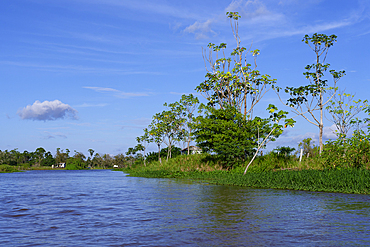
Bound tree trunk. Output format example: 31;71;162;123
143;148;146;167
319;95;323;154
319;123;323;154
157;143;161;163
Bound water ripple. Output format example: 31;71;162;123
1;170;370;246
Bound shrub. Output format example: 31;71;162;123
65;157;86;170
321;130;370;169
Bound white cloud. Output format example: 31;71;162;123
225;0;283;23
84;86;150;98
17;100;78;121
184;20;215;39
323;124;338;140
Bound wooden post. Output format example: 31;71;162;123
299;149;303;163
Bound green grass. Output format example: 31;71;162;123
121;154;370;194
123;168;370;194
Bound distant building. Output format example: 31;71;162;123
53;163;65;168
181;146;202;155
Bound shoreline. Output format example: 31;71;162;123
122;168;370;195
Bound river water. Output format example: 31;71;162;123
1;170;370;246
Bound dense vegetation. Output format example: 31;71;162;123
120;134;370;194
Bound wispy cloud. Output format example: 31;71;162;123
42;131;68;139
184;20;216;39
67;122;91;127
84;86;150;98
78;0;201;20
17;100;78;121
182;0;362;41
323;124;338;140
0;61;163;75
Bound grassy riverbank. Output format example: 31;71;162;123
121;154;370;194
0;164;23;173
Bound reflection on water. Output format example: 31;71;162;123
0;170;369;246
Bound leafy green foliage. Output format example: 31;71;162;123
65;157;86;170
321;130;370;169
149;106;184;160
193;105;282;168
0;164;21;173
297;138;319;157
272;146;296;156
41;152;56;166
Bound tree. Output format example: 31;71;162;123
279;33;345;153
148;116;164;163
87;148;95;168
134;144;145;164
196;12;277;119
113;153;126;168
34;147;46;166
66;157;85;170
88;149;94;159
297;138;318;158
145;147;182;163
102;154;113;168
177;94;200;155
73;151;86;161
243;104;295;174
193;12;291;171
41;151;55;166
325;90;368;136
125;147;136;167
136;129;151;166
55;148;68;164
193;104;288;169
273;146;296;156
92;153;102;168
149;107;184;161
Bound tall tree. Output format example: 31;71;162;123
196;12;277;120
177;94;200;155
194;12;290;172
35;147;46;166
148;118;164;163
278;33;345;153
149;107;184;161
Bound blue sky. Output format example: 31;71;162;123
1;0;370;156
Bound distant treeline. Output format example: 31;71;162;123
0;146;185;170
0;147;137;169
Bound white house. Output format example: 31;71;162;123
181;146;202;155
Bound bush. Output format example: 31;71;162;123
65;157;86;170
0;165;20;173
321;130;370;169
